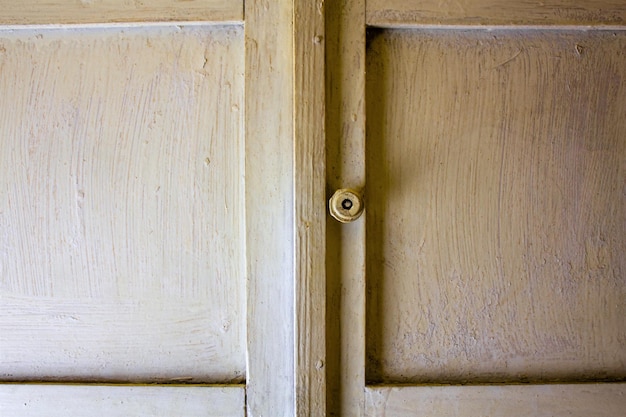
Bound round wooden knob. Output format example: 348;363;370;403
329;189;363;223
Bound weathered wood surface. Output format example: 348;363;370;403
244;0;296;414
367;0;626;27
366;29;626;384
0;384;245;417
0;26;245;382
294;0;327;415
0;0;242;25
365;384;626;416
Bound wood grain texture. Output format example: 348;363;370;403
0;0;242;25
244;0;295;415
366;29;626;384
365;384;626;416
325;0;367;415
293;0;326;415
367;0;626;27
0;26;245;382
0;384;244;416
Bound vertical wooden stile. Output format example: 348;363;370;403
245;1;296;415
293;0;327;416
325;0;367;415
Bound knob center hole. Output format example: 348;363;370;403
341;198;353;210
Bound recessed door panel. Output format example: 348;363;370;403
0;25;245;383
366;29;626;384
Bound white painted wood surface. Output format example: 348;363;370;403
244;0;296;415
0;26;246;383
0;0;242;25
365;29;626;384
367;0;626;27
293;0;326;415
365;384;626;416
0;384;244;416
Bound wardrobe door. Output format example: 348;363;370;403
326;1;626;415
0;3;248;415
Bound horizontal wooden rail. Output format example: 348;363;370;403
367;0;626;28
366;383;626;416
0;384;245;416
0;0;242;25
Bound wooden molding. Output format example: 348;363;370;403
367;0;626;27
0;0;242;25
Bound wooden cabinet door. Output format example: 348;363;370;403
326;1;626;415
0;2;299;415
3;2;626;416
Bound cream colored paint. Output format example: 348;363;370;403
244;0;297;414
1;384;244;417
293;0;327;415
365;384;626;416
0;26;245;383
325;0;367;415
367;0;626;27
365;29;626;384
2;1;626;415
0;0;242;25
326;1;626;415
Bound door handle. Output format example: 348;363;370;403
329;188;364;223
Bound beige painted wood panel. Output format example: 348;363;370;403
366;29;626;384
367;0;626;27
365;384;626;416
0;384;244;416
0;0;242;25
0;26;245;383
